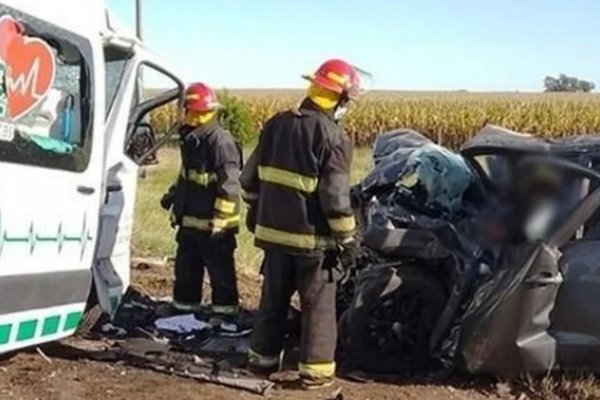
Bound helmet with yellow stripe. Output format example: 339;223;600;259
302;59;363;100
184;83;221;113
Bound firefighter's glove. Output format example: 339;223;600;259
160;188;175;211
210;220;226;240
169;212;177;229
337;237;359;270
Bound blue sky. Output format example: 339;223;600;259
106;0;598;91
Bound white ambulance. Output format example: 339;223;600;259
0;0;183;352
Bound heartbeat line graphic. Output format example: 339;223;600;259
0;212;94;259
6;58;47;99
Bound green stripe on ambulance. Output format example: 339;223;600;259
0;311;82;346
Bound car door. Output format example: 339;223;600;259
93;40;183;317
550;154;600;371
0;6;104;352
459;154;600;374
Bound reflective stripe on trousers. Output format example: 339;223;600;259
255;225;336;250
328;215;356;235
212;304;239;315
172;300;203;312
299;361;336;379
258;166;318;193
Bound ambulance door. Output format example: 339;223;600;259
94;43;183;316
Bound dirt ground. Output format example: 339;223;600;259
0;262;598;400
0;349;505;400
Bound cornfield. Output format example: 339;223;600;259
150;90;600;149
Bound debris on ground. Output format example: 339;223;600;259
153;314;212;334
81;290;276;395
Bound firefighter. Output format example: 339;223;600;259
241;59;363;389
160;82;242;322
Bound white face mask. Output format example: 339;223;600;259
333;106;348;121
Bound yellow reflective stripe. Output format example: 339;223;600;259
181;215;240;231
188;170;218;186
326;71;350;86
255;225;335;250
298;362;336;379
212;305;239;315
328;216;356;233
258;166;318;193
247;348;280;368
213;215;240;229
242;190;258;202
215;197;236;214
181;169;218;187
172;300;203;312
182;216;212;231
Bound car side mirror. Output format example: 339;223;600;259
127;122;159;165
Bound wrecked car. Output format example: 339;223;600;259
338;125;600;376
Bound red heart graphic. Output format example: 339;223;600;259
0;16;22;61
5;30;56;121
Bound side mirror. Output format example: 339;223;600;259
126;122;159;165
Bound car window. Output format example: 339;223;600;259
580;157;600;239
0;7;94;172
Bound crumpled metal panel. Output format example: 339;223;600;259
458;243;562;375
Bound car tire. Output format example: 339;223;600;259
338;266;446;374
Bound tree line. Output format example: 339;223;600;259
544;74;595;93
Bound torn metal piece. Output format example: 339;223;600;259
117;338;273;395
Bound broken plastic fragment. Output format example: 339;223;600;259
154;314;212;334
25;133;73;154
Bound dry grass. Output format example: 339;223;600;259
495;373;600;400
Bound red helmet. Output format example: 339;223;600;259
302;59;362;98
184;83;221;112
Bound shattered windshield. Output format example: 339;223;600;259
473;154;510;188
104;46;133;119
0;7;93;172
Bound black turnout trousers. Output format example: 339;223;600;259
250;250;337;367
173;228;239;309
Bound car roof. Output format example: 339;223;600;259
461;125;600;158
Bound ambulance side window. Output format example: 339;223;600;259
0;7;94;172
125;64;182;164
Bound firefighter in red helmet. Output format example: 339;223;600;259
241;59;364;389
161;82;242;322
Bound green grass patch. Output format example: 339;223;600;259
133;146;373;272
